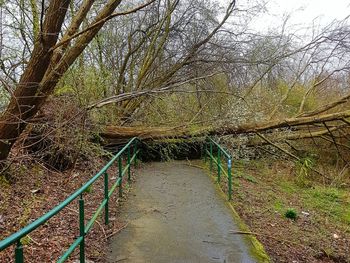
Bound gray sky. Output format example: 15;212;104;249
221;0;350;33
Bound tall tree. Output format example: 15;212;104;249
0;0;236;162
0;0;155;161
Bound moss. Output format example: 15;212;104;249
84;184;93;193
202;161;271;263
55;84;75;96
0;175;10;187
19;198;34;227
225;197;271;263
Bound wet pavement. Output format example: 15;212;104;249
106;161;257;263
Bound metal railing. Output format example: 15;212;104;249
205;137;232;200
0;137;140;263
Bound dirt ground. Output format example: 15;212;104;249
0;156;132;262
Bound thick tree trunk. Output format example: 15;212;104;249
218;110;350;135
0;0;70;160
0;0;124;161
101;110;350;144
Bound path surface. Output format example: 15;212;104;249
106;161;256;263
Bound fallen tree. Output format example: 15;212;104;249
0;0;236;163
101;110;350;144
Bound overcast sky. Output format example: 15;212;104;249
222;0;350;33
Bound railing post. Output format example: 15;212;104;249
217;148;221;183
228;158;232;201
204;141;207;162
15;240;24;263
118;156;123;198
79;195;85;263
209;141;213;172
104;172;109;225
134;140;138;166
127;146;131;183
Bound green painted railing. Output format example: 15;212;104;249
0;137;140;263
205;137;233;200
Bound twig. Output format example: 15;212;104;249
185;159;206;170
96;219;107;240
256;132;299;160
116;258;128;262
320;135;350;150
27;235;41;246
256;132;328;179
105;223;129;240
0;159;14;175
323;122;347;163
51;0;156;52
202;240;224;244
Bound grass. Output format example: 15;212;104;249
230;158;350;261
236;171;259;184
303;186;350;225
272;199;285;213
243;158;350;222
276;176;350;223
279;181;297;194
272;173;350;225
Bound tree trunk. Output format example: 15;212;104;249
0;0;70;160
0;0;125;161
101;110;350;144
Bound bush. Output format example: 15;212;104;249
285;208;298;220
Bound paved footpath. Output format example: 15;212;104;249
106;161;257;263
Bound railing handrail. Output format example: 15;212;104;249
207;137;231;159
0;137;140;256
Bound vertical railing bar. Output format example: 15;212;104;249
209;141;213;172
228;158;232;201
15;240;23;263
104;172;109;225
217;148;221;183
127;146;131;183
79;195;85;263
134;140;138;166
118;156;122;198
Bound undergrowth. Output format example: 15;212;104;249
231;157;350;262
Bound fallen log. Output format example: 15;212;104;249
101;110;350;144
219;110;350;135
244;125;346;147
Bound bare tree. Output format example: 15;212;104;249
0;0;158;162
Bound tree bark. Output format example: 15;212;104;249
0;0;128;161
218;110;350;135
0;0;70;160
101;110;350;143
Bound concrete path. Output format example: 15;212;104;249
106;161;256;263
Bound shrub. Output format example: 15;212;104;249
285;208;298;220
